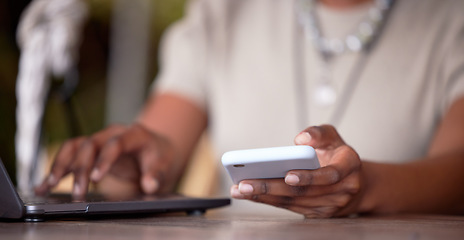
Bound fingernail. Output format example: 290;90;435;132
142;176;159;194
73;182;82;197
285;174;300;185
48;174;57;186
295;132;312;145
231;185;244;198
90;168;100;182
238;183;254;194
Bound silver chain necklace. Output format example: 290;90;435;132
295;0;394;106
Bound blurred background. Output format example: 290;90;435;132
0;0;187;185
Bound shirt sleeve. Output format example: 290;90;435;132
151;0;209;110
439;1;464;115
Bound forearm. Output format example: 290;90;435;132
359;150;464;215
136;92;208;181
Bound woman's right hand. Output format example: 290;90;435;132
35;123;179;199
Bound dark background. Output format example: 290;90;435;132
0;0;186;184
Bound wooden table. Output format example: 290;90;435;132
1;208;464;240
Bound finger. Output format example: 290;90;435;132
236;176;358;197
35;137;86;195
49;137;86;184
230;184;246;199
70;138;101;198
294;125;345;149
95;124;163;194
139;148;163;194
285;167;342;186
70;125;128;198
241;192;351;216
86;124;128;182
137;133;176;194
288;145;360;186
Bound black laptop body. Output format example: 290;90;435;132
0;158;230;221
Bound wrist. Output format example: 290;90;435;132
335;161;375;217
356;161;378;214
355;161;406;214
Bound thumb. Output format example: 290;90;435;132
294;125;345;149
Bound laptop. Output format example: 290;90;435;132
0;158;230;221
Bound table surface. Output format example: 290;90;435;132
1;207;464;240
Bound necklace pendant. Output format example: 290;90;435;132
313;57;336;106
313;83;337;106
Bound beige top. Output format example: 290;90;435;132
154;0;464;214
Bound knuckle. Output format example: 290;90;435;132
70;163;91;175
130;123;143;133
291;186;309;196
141;148;162;161
298;172;313;185
51;161;69;174
346;178;361;195
251;195;260;201
259;182;270;194
81;138;96;150
108;123;127;131
341;172;361;194
316;124;334;138
130;123;149;137
276;196;295;209
321;124;336;132
57;139;80;155
61;139;76;148
105;136;123;150
335;194;351;208
78;140;98;161
327;167;341;184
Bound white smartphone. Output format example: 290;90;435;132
221;145;320;184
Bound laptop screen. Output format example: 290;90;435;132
0;158;25;219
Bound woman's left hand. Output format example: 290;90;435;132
230;125;364;218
